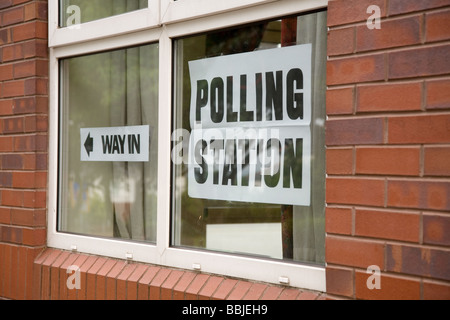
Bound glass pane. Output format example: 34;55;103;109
58;43;159;242
172;11;327;264
59;0;148;27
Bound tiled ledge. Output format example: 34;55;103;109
32;248;326;300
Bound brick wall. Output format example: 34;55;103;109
0;0;48;300
326;0;450;299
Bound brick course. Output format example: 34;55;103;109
326;0;450;300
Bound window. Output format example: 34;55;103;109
172;12;327;265
58;44;159;242
48;0;328;291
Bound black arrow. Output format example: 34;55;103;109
84;133;93;156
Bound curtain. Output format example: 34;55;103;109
108;1;158;242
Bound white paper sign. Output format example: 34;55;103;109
80;125;150;162
187;44;312;206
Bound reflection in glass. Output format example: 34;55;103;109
58;43;159;242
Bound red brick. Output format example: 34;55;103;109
149;268;171;300
11;208;45;227
85;257;108;300
0;64;13;81
0;136;14;152
297;291;320;300
22;227;46;246
389;44;450;79
326;117;385;146
0;0;13;10
327;87;354;115
388;114;450;144
126;264;149;300
326;236;384;269
1;43;24;62
355;209;420;242
24;2;48;21
327;54;385;85
242;283;268;300
355;147;420;176
0;172;13;188
0;99;14;115
423;280;450;300
12;21;47;41
424;146;450;176
105;260;126;300
326;177;385;207
326;207;352;235
357;15;422;52
328;0;386;27
212;278;237;300
423;214;450;246
1;225;23;244
198;275;222;300
116;263;137;300
355;271;421;300
95;259;117;300
137;266;159;300
327;27;354;56
185;273;209;300
40;249;62;300
326;266;354;298
259;286;283;300
277;287;300;300
22;39;47;58
25;78;48;95
49;251;71;300
3;116;24;133
1;189;23;207
357;82;422;113
173;271;196;300
13;60;47;79
426;79;450;110
426;9;450;42
387;180;450;211
2;6;24;26
226;281;252;300
0;207;11;224
2;80;25;97
389;0;450;16
2;153;23;169
386;244;450;281
160;269;184;300
327;148;353;175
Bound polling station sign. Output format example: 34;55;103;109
187;44;312;206
80;125;150;162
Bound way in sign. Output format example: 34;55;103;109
80;125;150;162
102;134;140;155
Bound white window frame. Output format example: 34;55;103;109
47;0;328;292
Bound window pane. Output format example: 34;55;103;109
59;0;148;27
58;43;159;242
172;11;327;264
